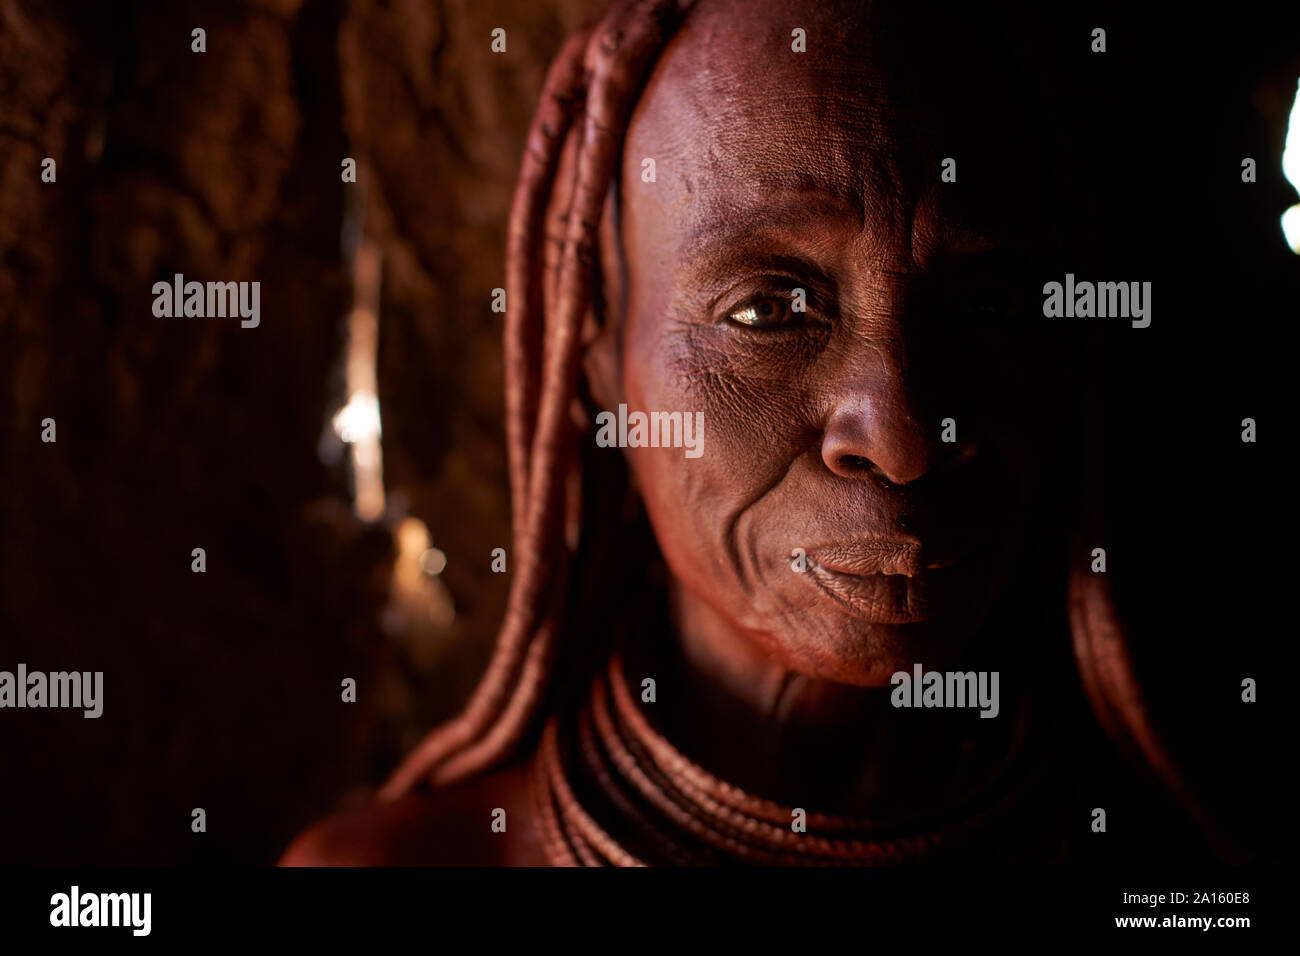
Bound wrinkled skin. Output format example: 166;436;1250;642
581;0;1049;806
284;0;1055;862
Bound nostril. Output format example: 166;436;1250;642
834;453;890;481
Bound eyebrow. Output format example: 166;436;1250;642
676;188;1002;278
678;190;866;267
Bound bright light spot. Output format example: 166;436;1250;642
387;519;456;638
332;390;382;443
1282;77;1300;254
419;547;447;576
397;517;430;558
1284;78;1300;189
1283;205;1300;254
338;239;386;522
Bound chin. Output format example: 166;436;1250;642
765;609;989;689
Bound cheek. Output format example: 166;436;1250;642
618;311;813;596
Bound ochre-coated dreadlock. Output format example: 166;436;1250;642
380;0;696;800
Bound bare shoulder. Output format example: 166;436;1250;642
279;762;550;866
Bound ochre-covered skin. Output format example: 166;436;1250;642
282;767;548;866
283;0;1206;866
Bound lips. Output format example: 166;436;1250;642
811;538;961;577
804;538;971;624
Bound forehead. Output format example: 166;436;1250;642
620;0;995;265
626;3;911;182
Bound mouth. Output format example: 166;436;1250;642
804;538;970;624
811;539;960;577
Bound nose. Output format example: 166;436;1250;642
819;357;975;486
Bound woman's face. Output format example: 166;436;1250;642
594;0;1044;686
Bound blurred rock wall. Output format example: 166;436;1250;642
0;0;605;864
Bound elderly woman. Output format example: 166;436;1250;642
284;0;1229;866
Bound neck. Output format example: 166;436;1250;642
634;576;1035;820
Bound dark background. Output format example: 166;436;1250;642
1;0;1296;864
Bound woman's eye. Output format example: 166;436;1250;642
727;294;794;329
